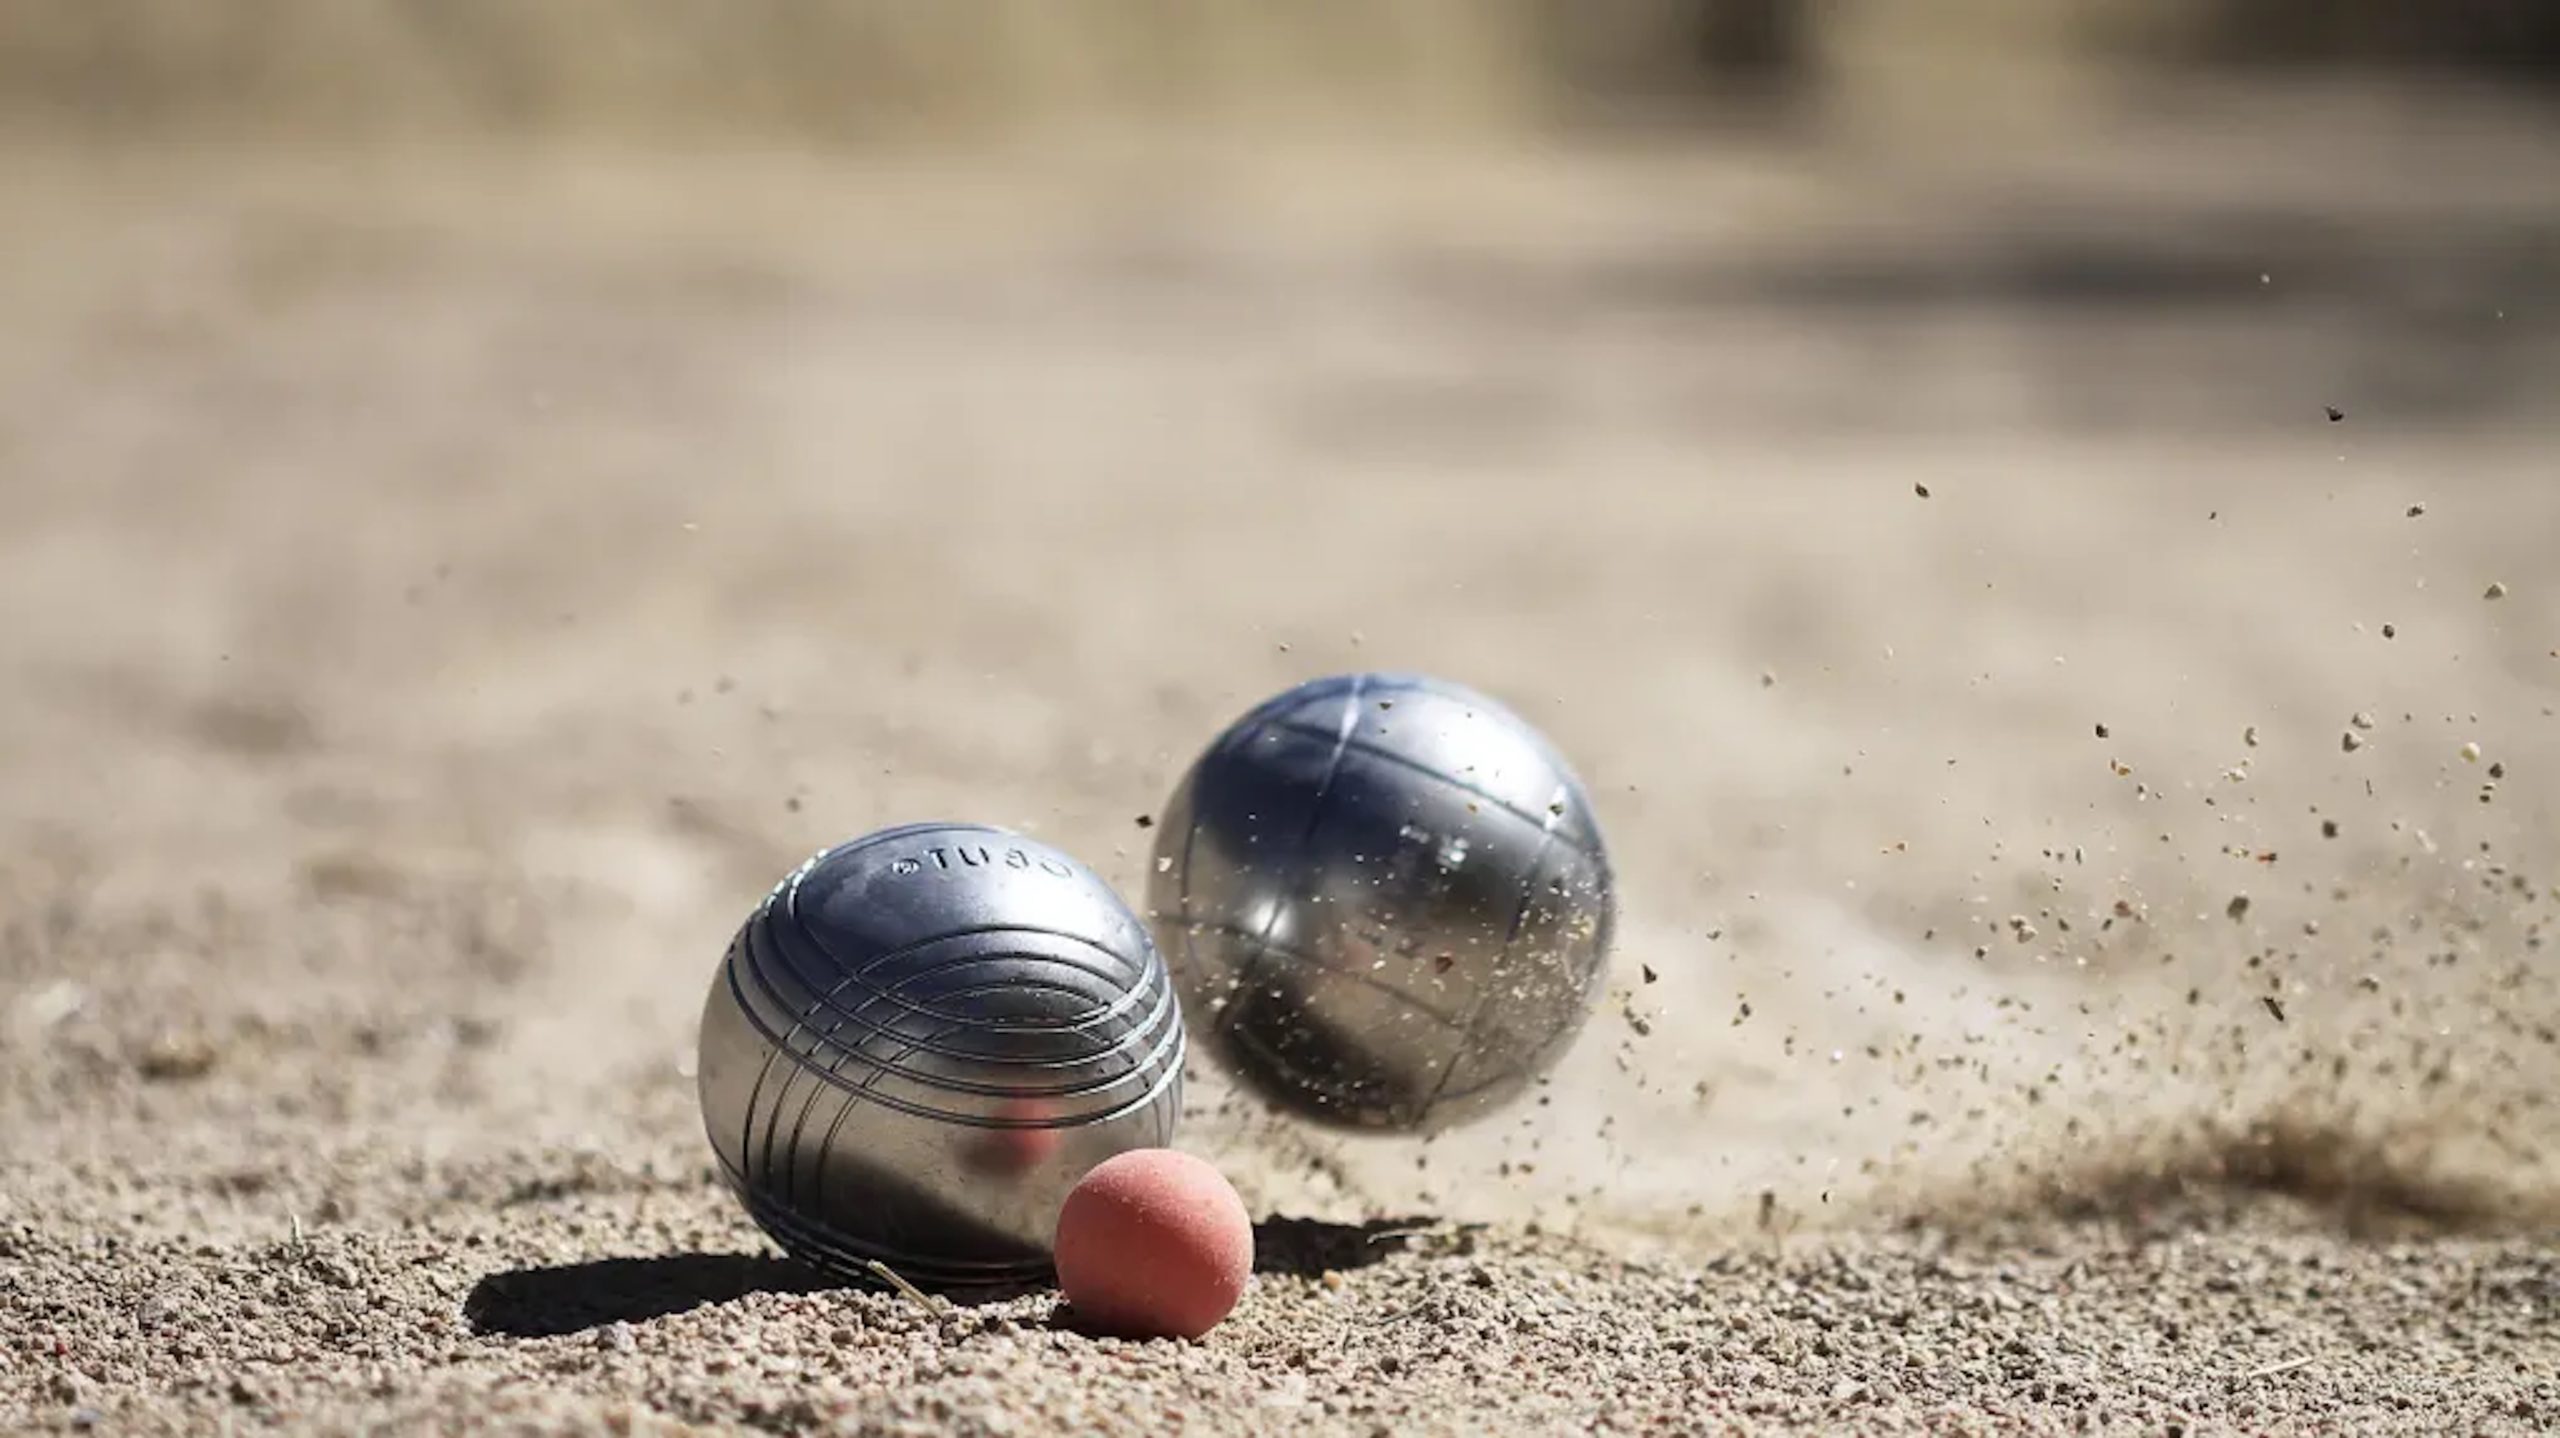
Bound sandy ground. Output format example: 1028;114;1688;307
4;83;2560;1434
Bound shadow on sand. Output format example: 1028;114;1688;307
466;1214;1444;1338
463;1253;831;1338
1250;1214;1439;1276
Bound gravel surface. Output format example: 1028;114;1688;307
4;87;2559;1434
10;1205;2558;1434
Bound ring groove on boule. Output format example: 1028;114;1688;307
740;910;1172;1066
723;946;1181;1113
739;928;1175;1079
757;921;1166;1040
759;909;1155;1004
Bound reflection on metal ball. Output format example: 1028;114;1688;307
1148;672;1615;1134
697;823;1183;1289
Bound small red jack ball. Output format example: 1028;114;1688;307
1053;1149;1253;1340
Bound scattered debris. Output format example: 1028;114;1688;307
2239;1355;2315;1383
865;1260;944;1314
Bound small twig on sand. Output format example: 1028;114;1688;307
1364;1224;1439;1245
865;1259;941;1313
2238;1356;2315;1383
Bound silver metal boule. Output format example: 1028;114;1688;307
697;822;1183;1289
1148;672;1615;1135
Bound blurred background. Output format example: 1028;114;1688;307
4;1;2559;139
4;1;2556;1257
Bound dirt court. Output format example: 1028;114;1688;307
4;77;2560;1434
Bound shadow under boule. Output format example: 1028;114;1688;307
463;1252;831;1337
1251;1213;1439;1276
467;1213;1447;1338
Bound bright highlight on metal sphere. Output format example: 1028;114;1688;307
697;822;1183;1289
1147;672;1616;1134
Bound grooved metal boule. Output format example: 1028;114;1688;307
697;822;1183;1290
1148;672;1615;1135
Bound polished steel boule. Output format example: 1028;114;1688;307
697;822;1183;1289
1148;672;1615;1134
